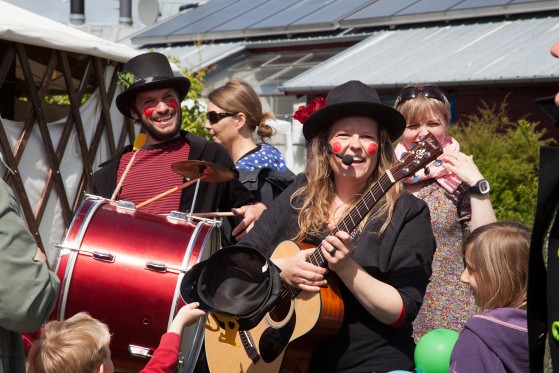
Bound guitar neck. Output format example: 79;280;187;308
306;171;395;269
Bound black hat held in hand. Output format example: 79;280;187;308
180;245;281;331
302;80;406;142
115;52;191;118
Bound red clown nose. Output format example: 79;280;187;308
367;143;378;155
331;142;342;153
144;108;154;117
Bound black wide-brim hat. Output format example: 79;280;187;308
180;245;281;331
302;80;405;142
116;52;191;118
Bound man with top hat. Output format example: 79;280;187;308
237;80;436;372
92;52;265;242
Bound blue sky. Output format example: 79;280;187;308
6;0;122;24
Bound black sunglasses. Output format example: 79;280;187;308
396;86;446;107
206;111;236;124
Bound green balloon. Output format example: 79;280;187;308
414;328;459;373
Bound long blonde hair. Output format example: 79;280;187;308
291;126;402;242
463;221;531;311
27;312;111;373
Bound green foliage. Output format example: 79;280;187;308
18;94;91;105
167;55;209;139
448;99;555;226
117;71;137;89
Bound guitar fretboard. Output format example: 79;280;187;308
306;171;395;270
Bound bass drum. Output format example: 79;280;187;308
52;196;220;372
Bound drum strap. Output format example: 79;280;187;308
111;134;146;200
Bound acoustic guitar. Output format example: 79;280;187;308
204;133;443;373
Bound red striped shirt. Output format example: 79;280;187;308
116;137;190;215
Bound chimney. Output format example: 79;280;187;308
70;0;85;25
119;0;133;26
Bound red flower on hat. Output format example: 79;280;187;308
293;97;327;124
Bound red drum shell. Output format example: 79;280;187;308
52;197;219;372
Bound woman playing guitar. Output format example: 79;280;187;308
223;80;438;372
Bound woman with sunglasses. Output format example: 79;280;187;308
394;84;496;341
204;80;295;206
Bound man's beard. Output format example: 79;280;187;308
138;109;182;142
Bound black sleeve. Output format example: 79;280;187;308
382;194;436;326
238;173;305;257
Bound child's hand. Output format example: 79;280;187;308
168;302;206;335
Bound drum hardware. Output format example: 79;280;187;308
57;244;188;274
117;199;136;211
167;210;223;227
145;261;184;274
128;345;153;359
55;244;116;264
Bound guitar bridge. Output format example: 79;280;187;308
239;330;261;364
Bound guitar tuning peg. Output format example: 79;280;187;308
412;174;420;183
434;159;442;167
424;167;430;175
419;134;426;140
399;151;407;160
409;143;417;149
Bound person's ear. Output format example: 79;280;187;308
235;112;247;129
130;107;140;121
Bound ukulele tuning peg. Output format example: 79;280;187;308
412;174;421;183
434;159;442;167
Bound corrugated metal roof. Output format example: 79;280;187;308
150;42;246;71
130;0;559;45
281;16;559;93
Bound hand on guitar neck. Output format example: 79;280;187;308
272;223;353;291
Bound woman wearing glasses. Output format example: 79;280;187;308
205;80;295;206
394;84;496;341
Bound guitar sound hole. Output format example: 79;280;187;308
269;298;291;323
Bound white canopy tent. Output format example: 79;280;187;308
0;1;138;62
0;0;141;264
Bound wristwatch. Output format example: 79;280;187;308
469;179;490;195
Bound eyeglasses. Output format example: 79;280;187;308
206;111;236;124
396;86;446;107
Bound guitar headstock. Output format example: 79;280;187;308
392;133;443;182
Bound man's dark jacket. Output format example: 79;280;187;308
92;131;255;214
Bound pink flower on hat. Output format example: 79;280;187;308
293;97;327;124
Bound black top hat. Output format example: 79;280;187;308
115;52;191;118
302;80;405;142
180;245;281;331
